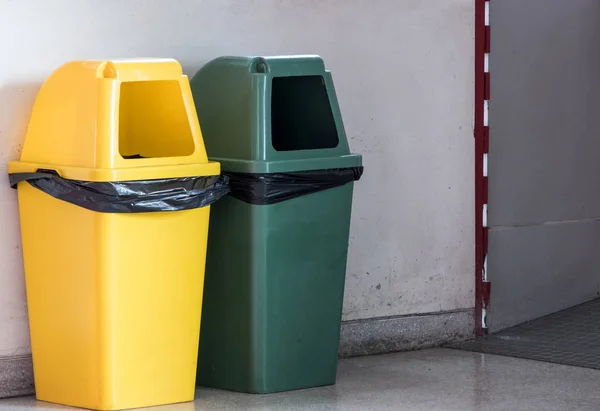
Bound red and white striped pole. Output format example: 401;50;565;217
474;0;491;335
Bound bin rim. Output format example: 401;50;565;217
8;161;221;182
209;154;362;174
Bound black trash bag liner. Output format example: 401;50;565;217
9;171;230;213
225;166;363;205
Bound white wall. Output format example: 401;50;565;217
0;0;474;357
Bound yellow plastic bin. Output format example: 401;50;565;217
8;59;225;410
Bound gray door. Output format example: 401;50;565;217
488;0;600;332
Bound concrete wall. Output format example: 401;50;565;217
0;0;474;363
488;0;600;331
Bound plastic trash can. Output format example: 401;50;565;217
8;59;228;410
190;55;363;394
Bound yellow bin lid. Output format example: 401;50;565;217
9;59;219;181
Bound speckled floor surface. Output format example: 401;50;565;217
1;348;599;411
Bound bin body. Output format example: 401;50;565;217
18;185;208;409
9;59;218;410
190;55;362;393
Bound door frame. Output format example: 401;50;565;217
474;0;488;336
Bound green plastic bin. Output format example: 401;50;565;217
190;55;362;394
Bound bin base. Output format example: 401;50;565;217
197;184;354;394
34;397;196;411
200;380;336;395
19;185;208;410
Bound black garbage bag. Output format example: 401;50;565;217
9;171;230;213
224;166;363;205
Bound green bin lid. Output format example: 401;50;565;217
190;55;362;174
